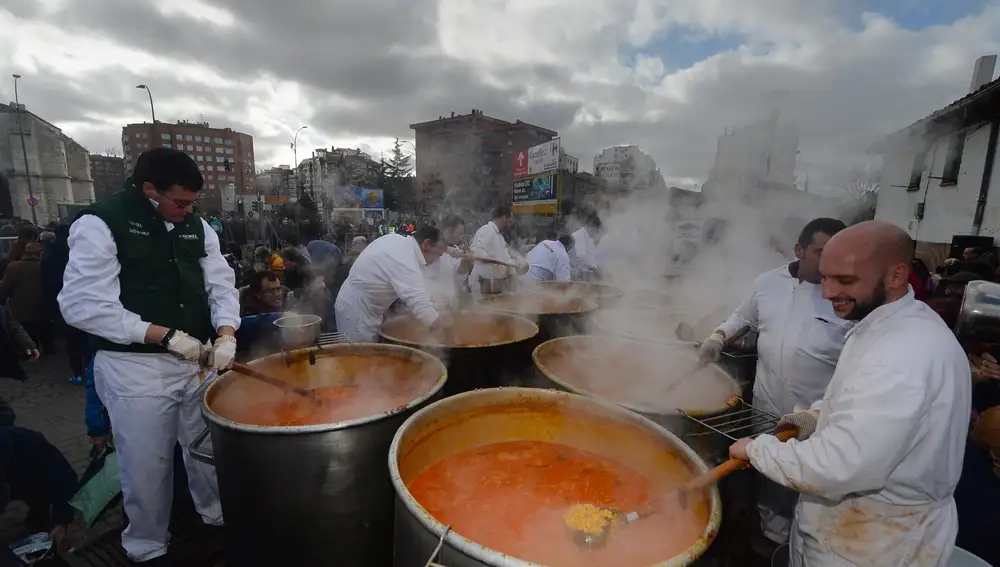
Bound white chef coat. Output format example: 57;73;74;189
422;251;463;306
470;221;512;283
717;263;851;417
334;233;439;342
747;291;971;567
524;240;571;282
571;227;599;272
58;213;239;562
715;262;852;542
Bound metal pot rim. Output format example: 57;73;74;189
388;387;721;567
273;313;323;328
378;311;540;350
532;335;739;417
200;343;447;435
532;281;626;300
476;293;599;316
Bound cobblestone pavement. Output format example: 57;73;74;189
0;344;123;551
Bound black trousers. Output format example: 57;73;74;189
63;326;91;378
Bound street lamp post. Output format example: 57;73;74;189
12;74;37;225
136;84;156;141
291;125;307;197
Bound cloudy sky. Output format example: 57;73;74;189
2;0;999;192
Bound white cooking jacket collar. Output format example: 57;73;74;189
844;288;915;341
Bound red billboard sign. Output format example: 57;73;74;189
513;150;529;177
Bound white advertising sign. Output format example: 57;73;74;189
527;138;561;175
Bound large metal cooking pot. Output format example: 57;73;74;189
190;344;447;567
955;280;1000;341
389;388;721;567
478;277;510;295
379;311;540;395
527;280;625;309
531;335;744;460
475;291;598;341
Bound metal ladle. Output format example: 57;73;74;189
567;427;798;549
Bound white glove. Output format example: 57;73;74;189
208;335;237;371
698;332;725;363
166;330;204;361
776;409;820;440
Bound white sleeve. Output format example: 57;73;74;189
390;257;440;327
716;289;758;338
58;215;150;345
199;219;241;331
746;364;924;501
470;228;489;258
555;250;571;282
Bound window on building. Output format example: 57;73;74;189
216;156;225;163
217;165;225;171
195;146;202;152
134;133;141;138
209;184;216;189
186;135;193;141
175;133;183;139
941;132;966;185
216;147;224;153
161;133;170;140
176;144;184;150
141;133;147;138
196;155;203;161
195;136;202;142
186;145;193;151
198;164;205;171
225;139;233;145
214;137;224;144
225;148;233;155
907;149;928;190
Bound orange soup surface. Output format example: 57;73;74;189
408;440;707;567
208;353;439;426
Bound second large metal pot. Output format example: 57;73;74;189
191;344;447;567
531;335;744;460
379;311;540;395
390;388;721;567
474;291;598;341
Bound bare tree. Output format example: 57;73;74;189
841;168;880;223
103;147;120;158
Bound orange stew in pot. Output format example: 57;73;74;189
408;440;707;566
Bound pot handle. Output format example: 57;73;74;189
189;426;214;464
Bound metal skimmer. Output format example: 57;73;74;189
317;332;351;347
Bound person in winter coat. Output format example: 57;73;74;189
0;426;79;555
0;224;38;279
700;218;851;553
729;221;972;567
41;225;91;384
0;305;39;425
0;243;53;353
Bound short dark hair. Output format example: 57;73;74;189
442;215;465;230
16;224;38;240
585;215;602;229
797;218;847;248
133;148;204;193
558;234;575;251
543;229;559;241
492;205;513;220
280;247;307;265
413;225;441;245
248;270;279;292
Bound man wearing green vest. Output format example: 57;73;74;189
58;148;240;566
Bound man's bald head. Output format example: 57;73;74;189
820;221;914;321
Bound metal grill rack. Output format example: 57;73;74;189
680;397;780;462
317;332;351;347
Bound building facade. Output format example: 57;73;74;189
89;154;126;201
0;102;95;224
593;145;667;194
873;56;1000;263
295;147;380;201
411;109;557;213
121;120;255;214
703;112;799;202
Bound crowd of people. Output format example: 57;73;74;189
0;145;998;566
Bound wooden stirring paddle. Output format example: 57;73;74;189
229;362;322;403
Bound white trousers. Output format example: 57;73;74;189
93;351;223;562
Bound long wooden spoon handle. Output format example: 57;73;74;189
230;363;313;398
683;426;799;492
467;255;518;269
